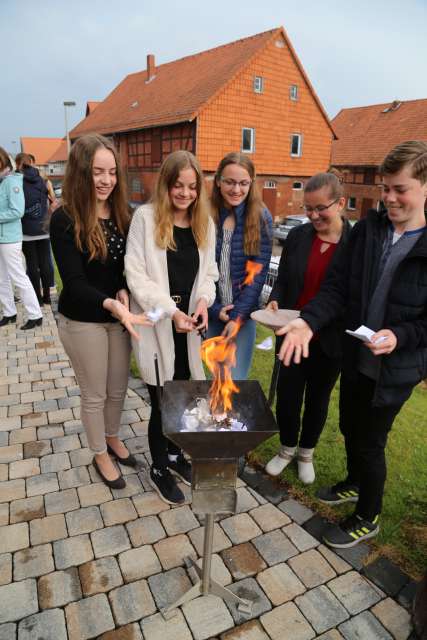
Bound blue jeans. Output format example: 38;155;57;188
207;317;256;380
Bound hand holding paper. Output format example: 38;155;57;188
346;326;397;356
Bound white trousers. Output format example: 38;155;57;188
0;242;42;319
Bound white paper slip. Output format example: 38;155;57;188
345;325;387;344
147;307;165;323
256;336;273;351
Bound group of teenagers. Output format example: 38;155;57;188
1;133;426;550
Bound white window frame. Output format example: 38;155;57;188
347;197;356;210
290;134;302;158
290;84;298;101
292;181;303;190
264;180;276;188
242;128;255;153
253;76;264;93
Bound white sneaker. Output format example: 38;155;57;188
297;448;315;484
265;446;296;477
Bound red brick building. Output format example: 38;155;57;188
70;27;334;218
331;98;427;219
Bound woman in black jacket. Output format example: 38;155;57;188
266;172;351;483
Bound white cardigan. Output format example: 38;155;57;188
125;204;218;386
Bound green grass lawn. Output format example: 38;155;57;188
248;324;427;579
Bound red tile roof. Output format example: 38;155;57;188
331;98;427;166
71;27;333;139
20;137;63;165
86;101;101;117
48;139;68;163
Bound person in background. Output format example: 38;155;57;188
208;152;272;379
265;172;352;483
125;150;218;505
277;141;427;548
50;134;152;490
0;146;43;329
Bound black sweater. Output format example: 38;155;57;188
50;207;127;323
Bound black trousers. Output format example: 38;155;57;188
22;239;53;302
339;372;403;520
147;327;191;470
276;340;341;449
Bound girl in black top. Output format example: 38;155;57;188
50;134;152;489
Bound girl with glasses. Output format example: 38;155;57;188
208;152;273;379
265;171;352;483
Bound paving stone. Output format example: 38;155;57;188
52;434;81;453
37;424;64;440
69;447;92;467
252;528;299;566
10;496;44;524
315;632;344;640
78;482;112;507
159;505;199;535
235;487;259;513
140;611;192;640
0;479;25;504
20;391;44;403
0;579;38;623
0;504;8;527
30;513;67;545
44;488;79;515
0;554;12;586
54;534;94;569
38;567;82;609
0;465;7;482
23;440;52;459
40;452;70;474
91;524;131;558
328;570;382;614
182;594;234;640
147;566;192;610
109;579;156;625
121;411;140;426
260;601;315;640
58;396;80;409
188;523;232;555
66;506;104;536
100;498;138;526
8;404;32;417
362;557;409;597
58;466;90;489
371;596;413;640
0;523;29;554
338;610;393;639
66;593;115;640
26;472;59;497
283;522;319;551
132;491;170;516
288;548;336;588
63;420;83;435
9;458;40;479
278;498;314;525
0;623;16;639
17;607;67;640
0;394;20;408
295;585;349;634
249;503;291;531
110;474;144;499
397;579;418;609
257;562;306;606
220;513;262;545
0;445;23;464
9;428;35;445
317;544;352;575
22;412;48;428
0;417;21;433
220;619;270;639
126;515;166;546
34;399;59;412
14;543;54;580
119;545;161;582
225;577;272;625
0;432;8;447
78;556;123;596
154;534;196;570
99;623;143;640
191;553;232;587
333;542;371;571
220;542;266;580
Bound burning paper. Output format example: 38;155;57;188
181;397;247;432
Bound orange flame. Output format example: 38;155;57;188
201;318;242;415
242;260;262;286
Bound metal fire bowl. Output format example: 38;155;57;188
162;380;277;459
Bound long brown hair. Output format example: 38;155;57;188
0;147;13;172
153;150;209;250
211;152;264;255
62;134;130;261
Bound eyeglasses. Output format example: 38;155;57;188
303;198;339;214
220;177;252;189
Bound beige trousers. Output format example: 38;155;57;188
57;314;131;453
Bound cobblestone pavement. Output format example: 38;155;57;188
0;304;417;639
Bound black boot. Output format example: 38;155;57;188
0;315;17;327
20;318;43;330
42;288;51;305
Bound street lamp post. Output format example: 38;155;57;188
63;101;76;154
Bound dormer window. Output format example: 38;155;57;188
253;76;264;94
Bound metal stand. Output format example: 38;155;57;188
162;513;252;619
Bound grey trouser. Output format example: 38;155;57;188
57;314;131;453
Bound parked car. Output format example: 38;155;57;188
273;214;309;245
260;255;281;305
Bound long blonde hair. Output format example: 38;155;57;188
211;152;265;255
62;134;130;261
153;150;209;250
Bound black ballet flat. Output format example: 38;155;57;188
107;444;138;467
93;457;126;489
20;318;43;330
0;315;17;327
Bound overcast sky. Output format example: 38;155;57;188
1;0;426;154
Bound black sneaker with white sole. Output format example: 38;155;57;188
316;481;359;505
167;454;191;486
323;513;379;548
150;466;185;505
